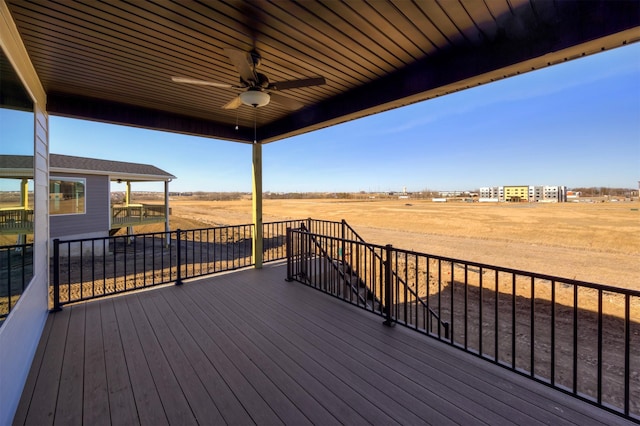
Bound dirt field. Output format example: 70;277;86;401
158;198;639;290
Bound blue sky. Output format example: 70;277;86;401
47;43;639;193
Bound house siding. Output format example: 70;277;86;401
0;2;49;425
50;173;110;239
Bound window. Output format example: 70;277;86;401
50;177;85;215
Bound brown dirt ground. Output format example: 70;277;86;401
160;198;639;290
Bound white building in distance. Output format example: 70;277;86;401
479;185;567;202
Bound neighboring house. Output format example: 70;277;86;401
1;154;176;253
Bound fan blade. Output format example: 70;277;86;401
222;96;243;110
171;76;234;88
270;76;326;90
269;92;304;110
224;48;258;84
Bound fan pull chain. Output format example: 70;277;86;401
253;106;257;143
235;110;239;130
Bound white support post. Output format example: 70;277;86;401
252;142;263;269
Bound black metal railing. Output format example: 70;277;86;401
52;224;255;309
263;219;304;262
51;219;326;309
300;219;449;335
1;243;34;324
285;228;640;422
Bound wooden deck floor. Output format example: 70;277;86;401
14;262;634;425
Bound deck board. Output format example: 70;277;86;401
24;307;70;426
55;305;85;426
245;269;616;425
148;291;254;425
240;274;555;424
112;296;167;425
83;301;110;426
216;275;496;425
204;277;457;425
165;289;281;425
12;309;54;425
125;296;196;425
14;263;636;426
99;300;139;425
173;285;311;425
138;291;226;425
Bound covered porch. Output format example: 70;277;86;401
0;207;33;235
109;173;172;235
110;203;168;230
14;263;632;425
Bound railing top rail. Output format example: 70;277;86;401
263;219;306;225
341;219;367;241
57;223;259;245
178;224;254;234
0;207;33;212
289;228;640;297
59;219;322;246
0;242;34;250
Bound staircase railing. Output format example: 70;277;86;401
340;219;449;336
287;228;450;338
299;222;381;311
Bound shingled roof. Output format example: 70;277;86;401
0;154;175;182
50;154;175;181
0;155;33;178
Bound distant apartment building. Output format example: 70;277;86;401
504;185;529;202
479;185;567;202
529;185;543;202
479;186;500;199
543;185;567;202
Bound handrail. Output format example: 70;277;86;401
341;220;449;335
288;229;450;335
299;222;377;308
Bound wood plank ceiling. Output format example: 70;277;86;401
4;0;640;144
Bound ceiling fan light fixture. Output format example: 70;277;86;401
240;89;270;107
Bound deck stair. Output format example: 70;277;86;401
296;221;449;337
334;258;381;311
297;223;381;310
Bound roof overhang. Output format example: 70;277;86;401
4;0;639;143
49;169;174;183
1;154;175;182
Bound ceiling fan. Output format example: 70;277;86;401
172;48;326;110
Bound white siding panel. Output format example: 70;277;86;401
0;2;49;425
